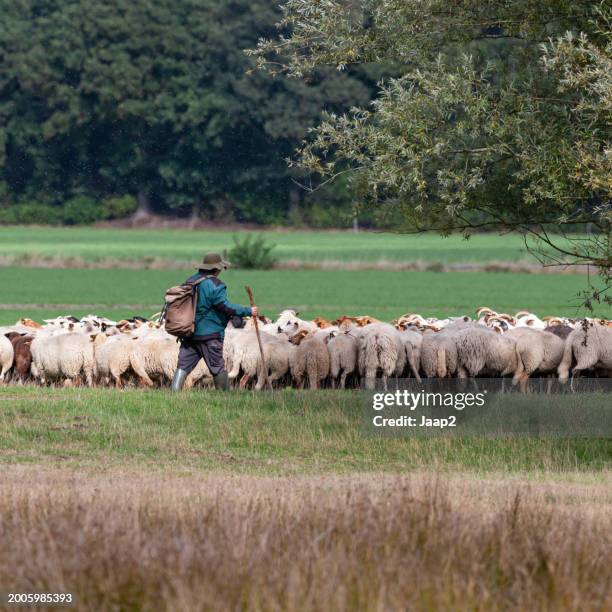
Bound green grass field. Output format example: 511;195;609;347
0;266;605;325
0;225;547;264
1;224;609;610
1;387;609;475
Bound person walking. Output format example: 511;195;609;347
170;252;257;391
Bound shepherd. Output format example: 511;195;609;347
170;252;257;391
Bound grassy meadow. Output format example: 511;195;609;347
1;388;610;610
1;226;610;610
0;225;542;264
2;387;610;474
0;266;605;325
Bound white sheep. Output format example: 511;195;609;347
0;335;15;383
289;330;330;389
455;327;518;378
268;309;317;336
256;333;294;390
30;331;95;386
129;332;180;387
419;330;459;378
397;329;422;381
357;323;406;390
128;330;212;388
93;333;135;387
227;321;297;389
418;320;475;378
325;331;358;389
558;322;612;381
507;327;566;386
226;329;267;388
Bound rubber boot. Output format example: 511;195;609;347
213;371;229;391
171;368;188;392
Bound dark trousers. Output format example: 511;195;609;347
177;336;225;376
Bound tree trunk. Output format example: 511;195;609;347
288;186;302;226
132;189;152;222
352;214;359;233
188;204;199;229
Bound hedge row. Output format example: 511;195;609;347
0;196;137;225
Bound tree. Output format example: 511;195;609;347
0;0;371;222
251;1;611;305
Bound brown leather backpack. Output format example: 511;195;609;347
161;276;208;338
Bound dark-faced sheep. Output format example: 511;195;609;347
544;324;574;340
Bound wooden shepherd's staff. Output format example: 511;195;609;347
245;285;268;388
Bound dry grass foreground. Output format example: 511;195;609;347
1;467;610;611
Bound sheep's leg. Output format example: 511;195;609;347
339;371;348;389
131;358;155;387
227;360;241;380
239;372;250;389
138;376;153;388
570;368;582;392
254;361;270;391
364;366;377;391
515;371;529;393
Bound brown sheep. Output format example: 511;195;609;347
5;332;34;383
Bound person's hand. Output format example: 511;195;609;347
251;306;258;317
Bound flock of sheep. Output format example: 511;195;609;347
1;308;611;391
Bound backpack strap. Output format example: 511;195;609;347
187;274;213;322
185;273;211;287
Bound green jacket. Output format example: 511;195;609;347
188;272;251;339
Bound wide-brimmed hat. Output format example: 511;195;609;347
197;252;230;271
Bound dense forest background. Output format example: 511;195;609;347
1;0;608;240
0;0;390;227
